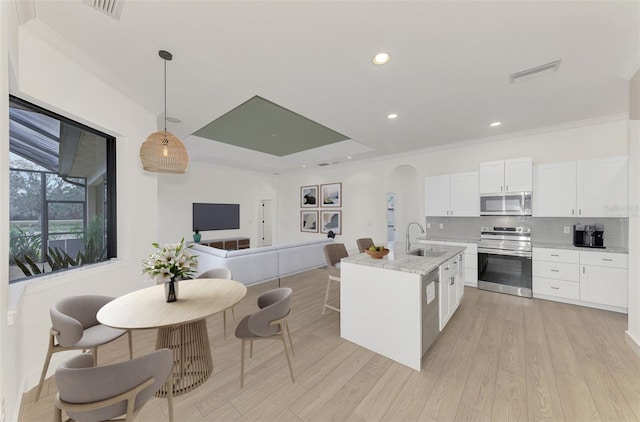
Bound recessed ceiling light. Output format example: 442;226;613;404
490;121;502;127
387;113;398;119
301;165;306;168
372;52;391;65
347;156;352;159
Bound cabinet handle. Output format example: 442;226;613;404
551;286;560;290
583;266;585;273
579;209;582;215
506;185;509;191
550;269;559;272
445;266;450;270
550;254;559;257
501;186;503;192
602;258;613;262
450;210;453;216
449;277;455;285
571;209;575;215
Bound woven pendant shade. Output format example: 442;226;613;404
140;50;189;174
140;130;189;174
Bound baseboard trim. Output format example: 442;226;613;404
625;331;640;358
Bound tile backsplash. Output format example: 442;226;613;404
424;216;628;249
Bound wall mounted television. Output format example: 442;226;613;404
193;203;240;231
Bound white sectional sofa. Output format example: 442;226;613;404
191;238;334;286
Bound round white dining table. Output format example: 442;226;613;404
97;278;247;397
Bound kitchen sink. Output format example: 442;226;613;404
408;248;447;257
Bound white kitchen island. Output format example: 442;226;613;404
340;244;465;370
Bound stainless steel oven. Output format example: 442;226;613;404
477;226;532;298
480;192;532;216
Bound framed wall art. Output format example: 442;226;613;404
320;182;342;207
300;210;318;233
300;185;318;208
320;210;341;235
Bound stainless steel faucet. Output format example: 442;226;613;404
406;221;425;253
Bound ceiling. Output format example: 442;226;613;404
18;1;640;174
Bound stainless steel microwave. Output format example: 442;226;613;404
480;192;532;216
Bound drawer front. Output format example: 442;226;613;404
533;277;579;300
533;260;579;282
440;260;458;280
580;251;628;268
533;247;579;264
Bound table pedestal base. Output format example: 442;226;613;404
154;319;213;397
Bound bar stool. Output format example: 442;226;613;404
322;243;348;314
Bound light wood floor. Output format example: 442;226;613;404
21;268;640;421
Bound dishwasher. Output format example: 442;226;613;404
421;269;440;356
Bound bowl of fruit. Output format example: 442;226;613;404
365;245;390;259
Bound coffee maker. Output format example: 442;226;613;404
573;223;605;248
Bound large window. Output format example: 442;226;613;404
8;96;116;283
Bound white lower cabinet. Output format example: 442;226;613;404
438;255;460;331
580;251;628;309
420;240;478;287
533;247;628;312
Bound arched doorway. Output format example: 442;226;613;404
387;165;422;245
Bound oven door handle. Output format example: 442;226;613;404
478;248;532;258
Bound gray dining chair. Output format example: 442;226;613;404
322;243;348;314
36;295;133;401
235;287;295;387
356;238;374;253
197;267;235;339
54;349;174;422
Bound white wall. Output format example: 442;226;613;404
1;19;163;421
627;69;640;355
274;119;628;252
0;2;12;420
157;162;278;246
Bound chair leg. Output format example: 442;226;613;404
166;377;174;422
322;277;332;314
92;347;98;366
285;321;295;356
250;339;253;358
35;341;55;401
53;405;62;422
127;330;133;359
240;339;246;388
223;311;227;340
280;333;295;384
231;306;236;322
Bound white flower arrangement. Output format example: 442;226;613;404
142;238;197;283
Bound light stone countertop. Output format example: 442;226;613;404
417;236;480;244
417;236;627;254
341;244;466;276
533;242;628;254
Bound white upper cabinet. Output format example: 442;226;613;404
533;161;577;217
533;156;627;217
576;156;628;217
450;172;480;216
479;157;532;194
425;174;450;217
425;172;479;217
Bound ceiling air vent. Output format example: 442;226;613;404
510;59;561;84
83;0;125;20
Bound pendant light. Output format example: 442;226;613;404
140;50;189;174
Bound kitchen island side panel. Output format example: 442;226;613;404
340;262;423;370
